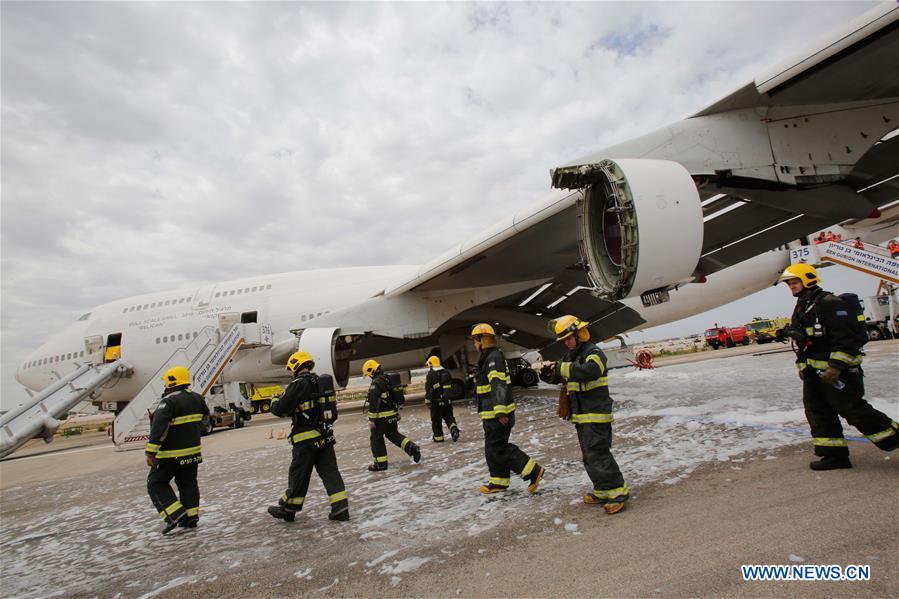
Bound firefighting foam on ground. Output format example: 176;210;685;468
2;343;896;598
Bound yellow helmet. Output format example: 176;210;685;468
287;350;314;374
426;356;441;368
554;315;589;341
362;359;380;377
778;263;819;288
470;323;496;338
162;365;191;389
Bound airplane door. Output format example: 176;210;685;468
104;332;123;363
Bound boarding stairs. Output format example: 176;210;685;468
0;360;133;459
790;240;899;284
112;321;273;450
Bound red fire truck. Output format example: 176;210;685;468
704;326;750;349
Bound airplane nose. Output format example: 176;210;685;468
14;361;25;386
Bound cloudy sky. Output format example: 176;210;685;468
1;1;885;408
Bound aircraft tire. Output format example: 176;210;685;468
518;368;539;388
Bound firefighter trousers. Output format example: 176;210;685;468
370;415;417;466
576;422;628;503
802;368;899;457
429;402;458;440
482;417;539;486
147;461;198;524
280;438;348;514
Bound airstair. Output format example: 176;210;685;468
0;360;133;459
790;240;898;284
112;321;272;450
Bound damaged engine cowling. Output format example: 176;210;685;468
554;159;704;302
268;327;351;388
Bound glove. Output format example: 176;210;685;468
820;366;840;386
539;362;557;383
797;369;805;381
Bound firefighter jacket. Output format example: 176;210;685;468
425;367;451;405
791;287;864;372
145;385;210;465
554;341;612;425
272;372;334;447
475;347;515;419
367;373;398;421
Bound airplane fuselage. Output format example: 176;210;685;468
14;265;416;403
15;251;790;407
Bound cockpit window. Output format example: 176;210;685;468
78;312;91;321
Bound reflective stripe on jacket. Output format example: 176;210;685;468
792;288;864;371
476;347;515;419
145;387;209;460
558;342;613;425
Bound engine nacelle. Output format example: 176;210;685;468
559;159;704;301
269;327;350;388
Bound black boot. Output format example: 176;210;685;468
178;517;199;530
809;456;852;471
450;425;460;442
267;505;297;522
367;462;388;472
161;513;185;535
879;426;899;451
410;444;421;463
328;507;350;521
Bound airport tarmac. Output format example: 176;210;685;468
0;341;896;598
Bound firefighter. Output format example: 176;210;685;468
145;366;210;535
853;237;865;250
780;263;898;469
267;350;349;522
544;316;628;514
363;359;421;470
471;323;545;494
888;239;899;259
425;356;460;442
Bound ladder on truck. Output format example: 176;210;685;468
0;360;133;459
791;240;899;336
112;321;273;450
790;240;899;284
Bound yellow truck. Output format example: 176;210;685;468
240;383;285;414
744;317;790;344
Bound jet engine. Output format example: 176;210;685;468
268;327;351;388
556;159;704;302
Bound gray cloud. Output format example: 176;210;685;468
1;1;878;408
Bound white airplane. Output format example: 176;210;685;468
13;248;793;406
7;3;899;453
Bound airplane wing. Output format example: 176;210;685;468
692;3;899;116
551;2;899;278
385;190;581;295
313;187;649;352
303;4;898;366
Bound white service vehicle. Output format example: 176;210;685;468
203;381;253;435
861;292;899;340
